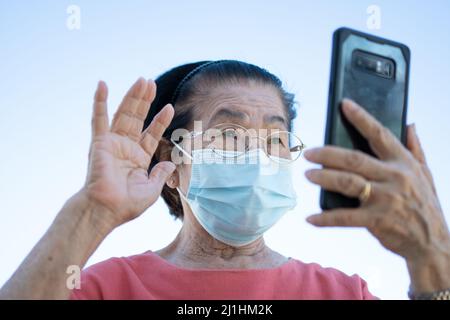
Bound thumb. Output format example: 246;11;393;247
148;161;176;191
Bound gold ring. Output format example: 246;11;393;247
359;181;372;203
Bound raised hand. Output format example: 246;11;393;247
83;78;175;229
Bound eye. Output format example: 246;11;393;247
268;136;282;145
222;128;238;140
267;132;290;149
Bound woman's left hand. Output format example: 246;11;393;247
304;99;450;295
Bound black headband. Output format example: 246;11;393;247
170;60;226;105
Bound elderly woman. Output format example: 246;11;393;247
1;60;449;300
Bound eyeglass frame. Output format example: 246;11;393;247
170;122;306;164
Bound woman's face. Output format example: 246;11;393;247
173;82;289;199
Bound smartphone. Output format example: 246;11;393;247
320;27;410;210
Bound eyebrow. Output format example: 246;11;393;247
210;107;288;128
210;108;248;123
264;114;288;128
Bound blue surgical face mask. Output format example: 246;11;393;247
177;148;297;247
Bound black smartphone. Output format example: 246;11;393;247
320;27;410;210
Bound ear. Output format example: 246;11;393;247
156;137;180;189
166;172;180;189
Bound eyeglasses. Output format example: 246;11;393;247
170;123;306;164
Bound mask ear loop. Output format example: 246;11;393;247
170;137;194;207
170;137;193;161
176;185;196;223
176;186;189;202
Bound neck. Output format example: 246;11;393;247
155;214;286;269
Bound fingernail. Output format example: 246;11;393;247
304;169;315;179
167;162;176;171
342;97;351;103
162;161;176;174
144;80;155;100
342;98;356;111
303;148;317;159
95;81;107;100
306;215;317;223
162;103;174;112
135;77;146;88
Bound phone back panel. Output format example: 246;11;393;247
320;28;410;210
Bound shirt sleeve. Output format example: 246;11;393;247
69;257;123;300
359;276;379;300
69;265;104;300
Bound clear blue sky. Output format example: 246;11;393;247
1;0;449;299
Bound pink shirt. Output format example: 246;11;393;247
70;251;377;300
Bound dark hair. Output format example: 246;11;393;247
143;60;297;220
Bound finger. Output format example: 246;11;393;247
126;80;156;141
306;209;371;228
406;124;437;195
305;168;368;198
92;81;109;137
136;79;157;121
140;104;174;157
304;146;389;181
111;77;148;140
148;161;176;191
341;99;406;160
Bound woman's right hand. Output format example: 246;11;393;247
80;78;175;231
0;78;175;299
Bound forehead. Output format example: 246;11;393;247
190;82;287;129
